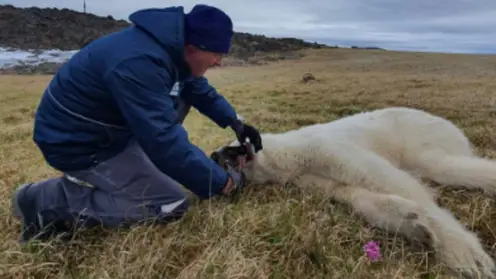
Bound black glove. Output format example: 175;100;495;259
231;120;263;152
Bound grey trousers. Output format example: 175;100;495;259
33;139;190;230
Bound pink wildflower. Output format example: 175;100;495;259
363;240;381;262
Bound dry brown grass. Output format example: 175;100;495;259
1;48;496;279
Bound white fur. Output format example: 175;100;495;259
229;107;496;278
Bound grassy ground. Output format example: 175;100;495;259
1;48;496;278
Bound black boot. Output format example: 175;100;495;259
12;183;73;244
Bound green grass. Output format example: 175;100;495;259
1;48;496;278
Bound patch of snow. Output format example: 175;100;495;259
0;47;78;69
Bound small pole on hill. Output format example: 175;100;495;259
83;0;86;13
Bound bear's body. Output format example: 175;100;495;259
223;107;496;278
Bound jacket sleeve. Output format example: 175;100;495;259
180;76;239;128
104;56;229;199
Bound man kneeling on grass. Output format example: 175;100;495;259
11;4;263;244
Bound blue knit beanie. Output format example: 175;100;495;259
184;4;234;54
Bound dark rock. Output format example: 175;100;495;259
301;73;316;83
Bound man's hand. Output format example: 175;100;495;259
221;166;246;196
231;120;263;152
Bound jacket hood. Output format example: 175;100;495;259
129;7;190;76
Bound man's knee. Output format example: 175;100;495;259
155;193;190;223
73;193;191;229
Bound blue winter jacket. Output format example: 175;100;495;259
32;7;239;199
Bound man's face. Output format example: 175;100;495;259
184;45;223;77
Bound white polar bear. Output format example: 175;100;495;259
212;106;496;279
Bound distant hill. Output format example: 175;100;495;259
0;4;330;61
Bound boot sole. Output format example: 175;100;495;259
11;183;37;244
12;183;28;221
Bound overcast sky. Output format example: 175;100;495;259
3;0;496;54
